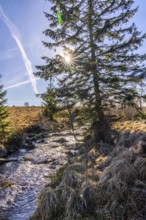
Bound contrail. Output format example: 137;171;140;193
0;5;38;94
5;78;40;90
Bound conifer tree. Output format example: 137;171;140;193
36;0;146;142
0;77;9;143
41;84;58;121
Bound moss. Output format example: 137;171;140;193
50;163;68;188
0;181;15;189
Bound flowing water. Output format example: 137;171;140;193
0;130;82;220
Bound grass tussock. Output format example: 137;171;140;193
113;120;146;133
30;130;146;220
30;188;59;220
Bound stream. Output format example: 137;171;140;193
0;130;83;220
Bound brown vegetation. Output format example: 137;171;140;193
113;120;146;133
6;107;43;132
3;106;146;219
30;129;146;220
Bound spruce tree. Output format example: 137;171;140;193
41;84;58;121
0;77;9;143
36;0;146;142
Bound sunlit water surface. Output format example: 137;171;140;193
0;131;82;220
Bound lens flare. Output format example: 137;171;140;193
59;50;81;72
64;55;71;63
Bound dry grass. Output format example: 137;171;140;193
6;107;43;132
28;106;146;220
30;188;59;220
113;120;146;133
7;107;146;134
6;107;71;134
134;157;146;180
30;127;146;220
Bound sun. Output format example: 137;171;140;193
60;50;80;70
64;55;71;63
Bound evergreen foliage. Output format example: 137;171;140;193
41;85;58;121
0;77;9;143
35;0;146;142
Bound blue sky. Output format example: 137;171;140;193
0;0;50;106
0;0;146;106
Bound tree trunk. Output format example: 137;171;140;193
88;0;111;143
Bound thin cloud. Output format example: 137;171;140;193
0;52;13;61
0;5;38;94
0;47;18;61
5;78;39;90
4;70;26;86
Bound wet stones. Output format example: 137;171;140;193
23;156;33;162
0;158;19;165
24;142;36;150
0;145;7;157
32;158;56;165
24;132;46;149
55;138;68;144
25;133;45;142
